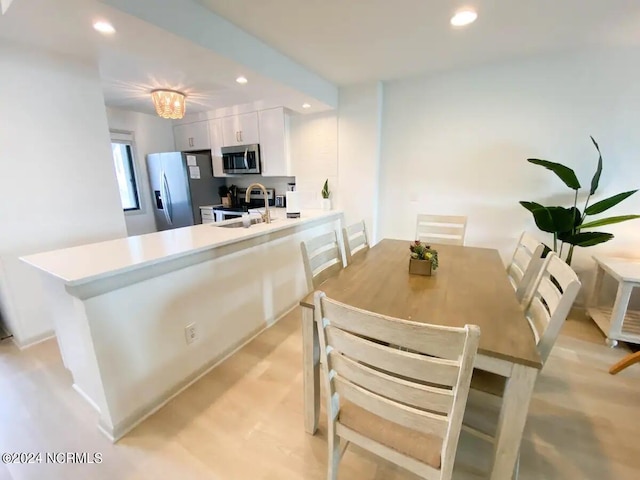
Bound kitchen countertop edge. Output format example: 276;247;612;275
21;210;343;289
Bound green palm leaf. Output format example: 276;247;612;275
579;215;640;229
527;159;581;190
589;136;603;195
558;232;614;247
519;201;544;213
585;190;638;215
528;206;576;234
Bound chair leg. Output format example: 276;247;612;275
512;451;520;480
327;434;341;480
609;351;640;374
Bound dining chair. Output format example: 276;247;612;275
507;232;545;303
470;252;581;395
300;231;345;291
463;252;581;477
314;291;480;480
415;214;467;246
342;220;369;263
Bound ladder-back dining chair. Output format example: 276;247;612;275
314;291;480;480
300;231;344;291
470;251;581;397
507;232;545;303
343;220;369;263
464;252;581;477
415;215;467;246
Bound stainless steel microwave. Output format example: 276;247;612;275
221;144;261;174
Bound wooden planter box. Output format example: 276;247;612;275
409;258;433;276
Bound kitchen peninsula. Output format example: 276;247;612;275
21;209;343;441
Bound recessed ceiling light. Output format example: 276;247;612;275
302;103;311;109
450;10;477;27
236;76;248;84
93;20;115;34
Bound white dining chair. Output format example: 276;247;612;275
314;291;480;480
342;220;369;263
463;251;581;478
507;232;545;303
300;231;345;291
415;214;467;246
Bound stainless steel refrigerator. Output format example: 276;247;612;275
146;151;225;231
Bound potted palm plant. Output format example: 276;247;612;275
520;136;639;265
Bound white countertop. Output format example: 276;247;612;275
22;209;342;286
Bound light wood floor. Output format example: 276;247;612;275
1;308;639;480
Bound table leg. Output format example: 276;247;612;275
609;282;633;339
302;305;320;434
587;264;605;308
489;364;538;480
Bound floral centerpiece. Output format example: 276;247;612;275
409;241;438;276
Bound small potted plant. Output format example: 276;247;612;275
321;179;331;210
409;241;439;276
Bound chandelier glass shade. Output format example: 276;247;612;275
151;89;186;119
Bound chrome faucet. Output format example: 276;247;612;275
245;183;271;224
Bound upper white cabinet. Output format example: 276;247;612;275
174;121;211;151
259;107;291;177
208;118;224;156
209;118;227;177
221;112;259;146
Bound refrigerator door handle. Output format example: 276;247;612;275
161;170;173;225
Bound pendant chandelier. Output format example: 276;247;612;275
151;89;186;119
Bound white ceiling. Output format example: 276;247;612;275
0;0;326;115
3;0;640;116
199;0;640;85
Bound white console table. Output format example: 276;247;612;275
587;256;640;347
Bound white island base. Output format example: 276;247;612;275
22;210;343;441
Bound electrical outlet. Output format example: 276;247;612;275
184;323;198;345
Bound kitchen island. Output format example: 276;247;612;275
22;209;343;441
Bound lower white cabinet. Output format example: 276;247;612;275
200;206;215;224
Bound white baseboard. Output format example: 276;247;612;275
72;383;101;413
12;330;55;350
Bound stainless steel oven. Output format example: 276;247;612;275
221;144;261;174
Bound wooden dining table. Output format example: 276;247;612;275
300;239;543;480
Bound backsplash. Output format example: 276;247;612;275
225;175;295;196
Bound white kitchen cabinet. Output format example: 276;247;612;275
259;107;291;177
221;112;259;146
208;118;223;156
209;118;228;177
174;121;211;151
212;155;227;178
200;206;215;224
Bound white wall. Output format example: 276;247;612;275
290;111;339;209
378;47;640;297
337;83;384;243
0;42;127;346
106;108;176;236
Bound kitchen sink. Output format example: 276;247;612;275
214;218;265;228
